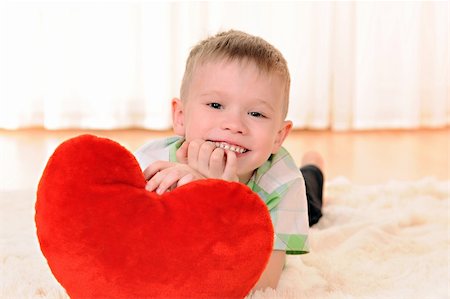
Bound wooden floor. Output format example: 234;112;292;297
0;128;448;190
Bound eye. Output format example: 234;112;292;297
248;111;266;118
208;102;223;109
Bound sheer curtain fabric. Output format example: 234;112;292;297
0;2;448;130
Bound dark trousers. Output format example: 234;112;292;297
300;165;324;226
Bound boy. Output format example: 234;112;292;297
135;30;324;291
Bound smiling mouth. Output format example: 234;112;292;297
208;141;249;154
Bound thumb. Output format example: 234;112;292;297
176;140;189;164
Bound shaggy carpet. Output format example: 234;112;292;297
1;177;448;298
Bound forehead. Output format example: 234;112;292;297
191;58;282;93
187;58;288;118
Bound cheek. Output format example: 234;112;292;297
257;128;283;154
250;136;276;160
184;109;201;129
254;125;279;144
185;118;211;140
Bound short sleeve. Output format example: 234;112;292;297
134;136;182;170
247;148;309;254
270;177;309;254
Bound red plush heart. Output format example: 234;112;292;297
35;134;273;298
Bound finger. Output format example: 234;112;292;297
223;150;238;181
148;168;183;195
187;140;200;168
145;170;164;192
176;140;189;164
155;171;182;194
187;139;203;169
209;147;226;178
197;141;216;175
143;161;174;180
177;173;195;187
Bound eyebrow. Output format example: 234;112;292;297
255;98;276;112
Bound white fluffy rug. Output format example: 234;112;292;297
1;177;448;299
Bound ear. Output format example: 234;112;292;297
172;98;185;136
271;120;292;154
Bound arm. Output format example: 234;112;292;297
143;140;287;291
179;141;286;290
252;250;286;291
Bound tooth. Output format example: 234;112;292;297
212;141;247;153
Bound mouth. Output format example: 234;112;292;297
208;140;249;154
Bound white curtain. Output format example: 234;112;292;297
0;1;448;130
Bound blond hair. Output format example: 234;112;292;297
180;30;291;118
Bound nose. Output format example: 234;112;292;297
220;112;247;134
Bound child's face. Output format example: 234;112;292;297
172;59;292;182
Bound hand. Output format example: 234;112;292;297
143;161;205;194
176;139;239;182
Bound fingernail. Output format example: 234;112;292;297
156;187;163;195
145;182;154;191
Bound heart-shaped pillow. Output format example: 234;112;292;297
35;134;274;298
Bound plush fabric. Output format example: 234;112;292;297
35;134;274;299
1;177;448;298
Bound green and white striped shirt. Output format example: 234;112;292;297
135;136;309;254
